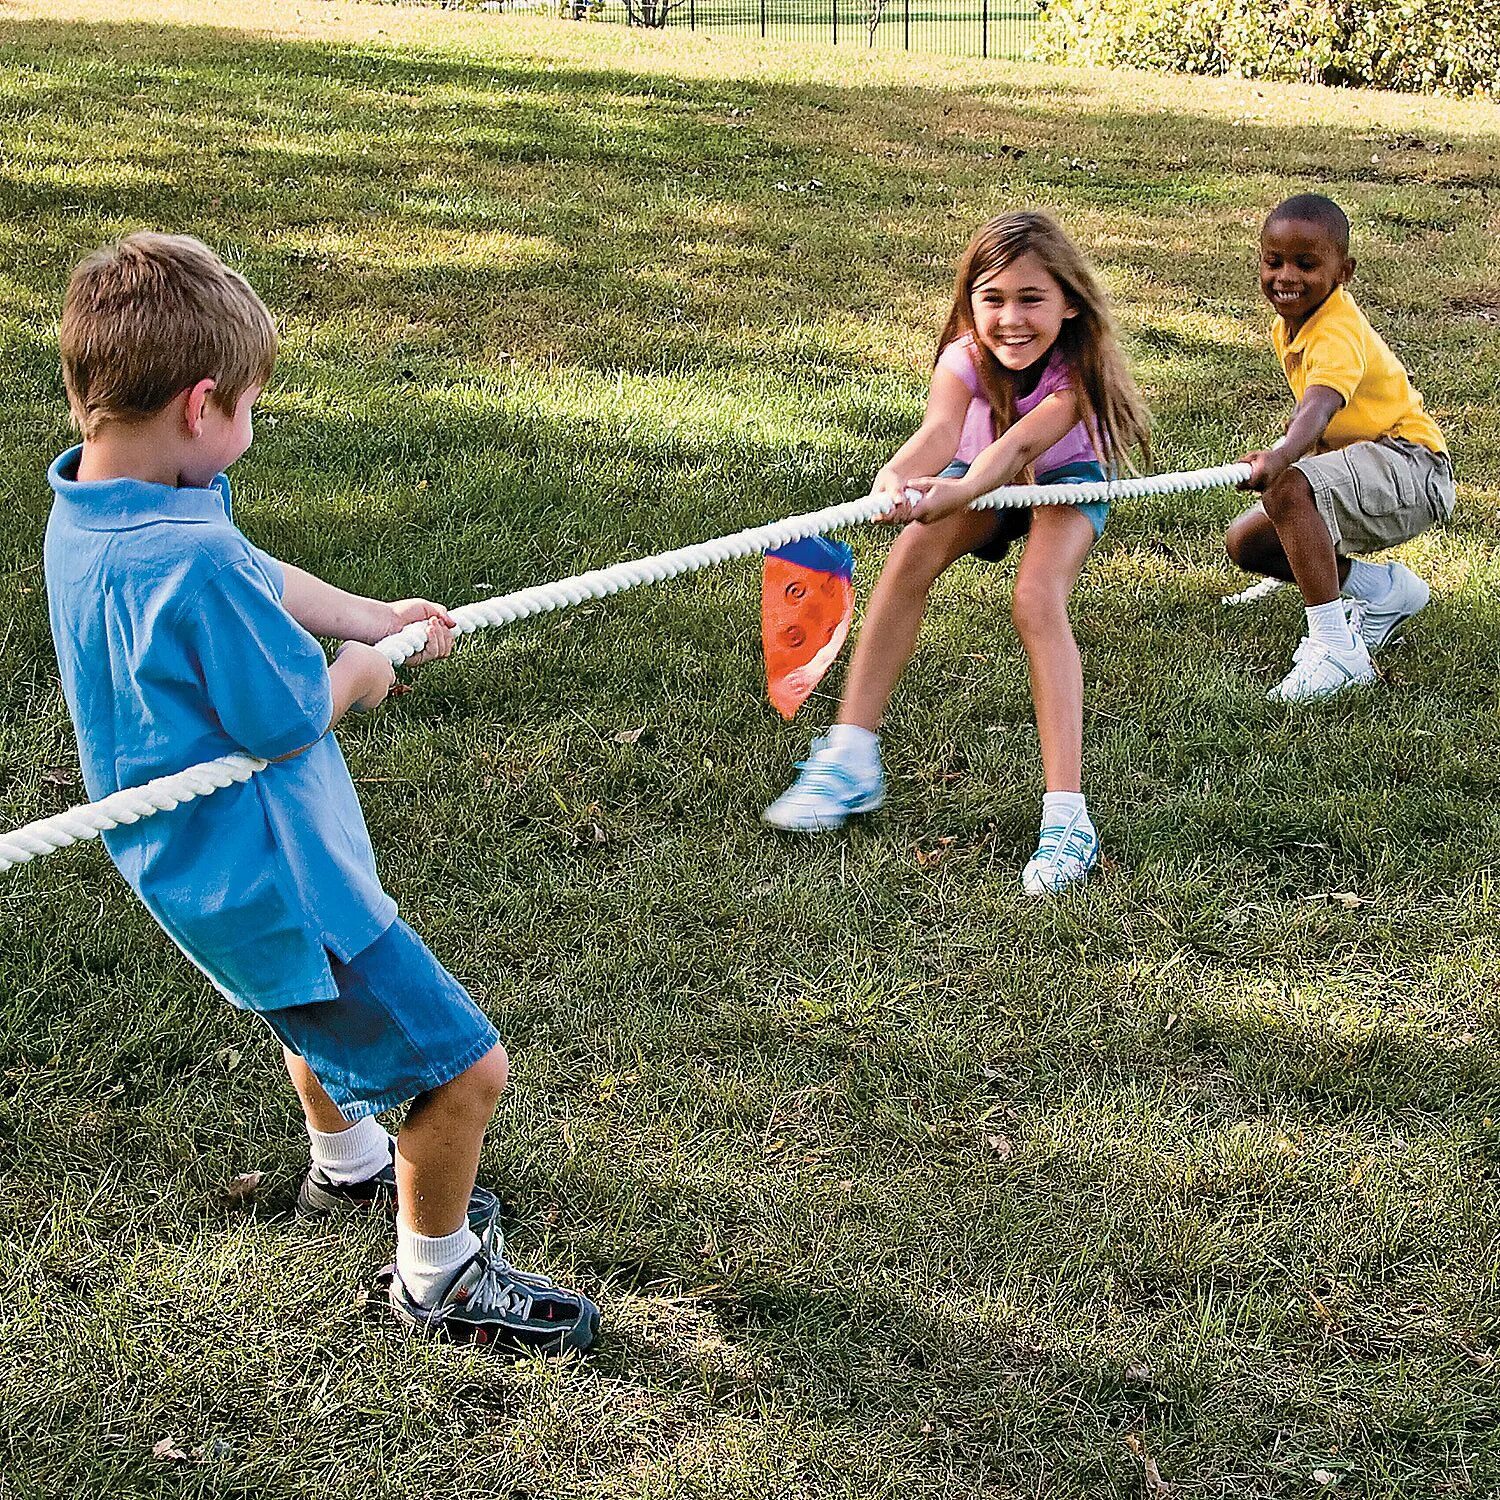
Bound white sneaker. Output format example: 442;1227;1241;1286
1021;810;1100;896
762;736;884;832
1345;561;1429;652
1267;635;1376;703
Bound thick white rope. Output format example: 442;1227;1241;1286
1223;576;1285;605
0;462;1250;874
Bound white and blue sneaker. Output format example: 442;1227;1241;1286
762;736;884;833
1022;809;1100;896
1268;634;1376;703
1344;561;1430;652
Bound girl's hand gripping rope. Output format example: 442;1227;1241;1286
869;467;915;525
901;473;975;524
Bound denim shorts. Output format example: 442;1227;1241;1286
258;918;501;1121
941;459;1109;561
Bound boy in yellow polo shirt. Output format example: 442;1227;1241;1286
1225;193;1455;702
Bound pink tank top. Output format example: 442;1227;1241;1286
936;336;1099;474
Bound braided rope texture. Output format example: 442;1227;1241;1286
1;462;1249;874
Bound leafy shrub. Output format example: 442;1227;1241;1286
1034;0;1500;98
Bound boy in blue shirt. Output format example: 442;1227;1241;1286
46;232;597;1354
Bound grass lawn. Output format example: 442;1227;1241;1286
3;1;1500;1495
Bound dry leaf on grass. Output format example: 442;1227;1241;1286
217;1171;264;1209
152;1437;204;1465
1123;1435;1171;1498
1304;891;1369;909
612;727;645;744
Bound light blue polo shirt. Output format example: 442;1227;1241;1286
44;446;397;1011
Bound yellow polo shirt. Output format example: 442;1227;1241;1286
1273;285;1445;455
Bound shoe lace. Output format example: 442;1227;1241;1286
431;1218;532;1325
791;743;865;799
1033;816;1094;867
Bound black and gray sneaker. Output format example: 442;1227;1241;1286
296;1146;500;1232
385;1217;600;1355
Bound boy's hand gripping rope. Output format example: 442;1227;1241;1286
0;462;1250;874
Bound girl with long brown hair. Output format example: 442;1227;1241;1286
764;210;1150;894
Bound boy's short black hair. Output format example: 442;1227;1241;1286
1264;194;1351;256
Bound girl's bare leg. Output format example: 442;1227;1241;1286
1008;506;1096;792
839;508;1000;731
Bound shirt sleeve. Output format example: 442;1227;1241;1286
179;558;334;761
1034;351;1074;400
1301;320;1367;405
936;338;980;395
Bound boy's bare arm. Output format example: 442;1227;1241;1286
279;564;402;641
278;563;456;666
1239;385;1344;492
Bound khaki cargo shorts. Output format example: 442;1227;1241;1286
1291;437;1456;555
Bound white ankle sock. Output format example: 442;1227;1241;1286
1342;558;1393;604
1042;790;1088;827
826;723;879;764
307;1115;393;1186
1305;599;1357;650
397;1221;481;1309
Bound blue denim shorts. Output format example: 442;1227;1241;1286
942;459;1109;561
258;918;501;1121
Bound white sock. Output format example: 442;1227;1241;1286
1305;599;1358;651
307;1115;393;1186
396;1221;481;1309
1042;790;1088;828
1342;558;1393;604
826;723;879;765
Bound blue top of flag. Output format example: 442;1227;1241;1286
768;535;854;578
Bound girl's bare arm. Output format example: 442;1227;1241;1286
907;390;1081;523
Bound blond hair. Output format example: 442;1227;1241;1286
937;211;1150;475
60;232;277;438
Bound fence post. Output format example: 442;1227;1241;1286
760;0;766;36
831;0;837;44
903;0;909;49
981;0;988;57
689;0;694;27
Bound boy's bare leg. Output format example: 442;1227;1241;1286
838;508;1000;731
1009;506;1095;792
394;1043;509;1237
284;1047;357;1134
1227;476;1347;603
1225;505;1298;582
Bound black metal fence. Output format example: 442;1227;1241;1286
593;0;1040;59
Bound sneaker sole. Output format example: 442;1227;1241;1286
1021;851;1100;897
1267;667;1377;704
388;1290;600;1356
761;791;885;832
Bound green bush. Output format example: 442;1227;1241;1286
1035;0;1500;97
